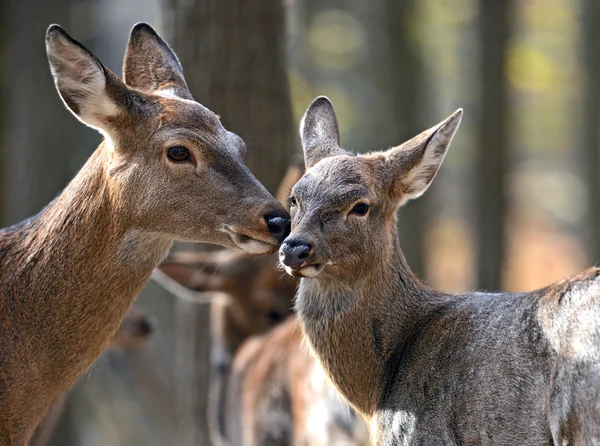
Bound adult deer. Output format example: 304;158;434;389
0;24;289;445
280;97;600;445
29;306;154;446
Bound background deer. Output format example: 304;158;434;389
0;23;289;445
225;316;369;446
29;306;154;446
280;96;600;445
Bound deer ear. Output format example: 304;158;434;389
46;25;129;137
123;23;192;100
385;109;462;206
300;97;347;169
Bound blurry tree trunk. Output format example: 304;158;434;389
173;300;211;446
384;0;426;278
581;0;600;265
475;0;512;290
164;0;296;194
162;1;295;445
0;0;98;227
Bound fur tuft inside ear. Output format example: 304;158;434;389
123;23;191;100
300;96;347;169
46;25;125;136
386;109;463;205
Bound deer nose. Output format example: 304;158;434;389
265;214;291;244
280;238;312;268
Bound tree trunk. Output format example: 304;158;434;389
0;0;98;227
164;0;297;194
581;0;600;265
173;300;212;446
475;0;512;290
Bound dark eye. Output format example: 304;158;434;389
289;196;297;207
166;146;190;162
350;202;370;216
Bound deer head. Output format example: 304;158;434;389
45;23;289;253
280;96;462;283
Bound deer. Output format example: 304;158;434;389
0;23;289;445
279;96;600;445
29;306;154;446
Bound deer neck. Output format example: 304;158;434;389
296;227;445;418
0;145;172;424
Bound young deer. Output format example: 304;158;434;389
0;24;289;445
29;306;154;446
280;97;600;445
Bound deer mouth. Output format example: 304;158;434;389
282;263;323;278
223;226;279;254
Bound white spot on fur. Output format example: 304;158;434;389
155;88;209;111
156;88;193;103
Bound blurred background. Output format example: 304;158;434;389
1;0;599;444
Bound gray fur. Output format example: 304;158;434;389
284;97;600;445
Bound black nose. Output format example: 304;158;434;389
265;214;291;243
280;238;312;269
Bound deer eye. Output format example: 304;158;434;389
166;146;190;162
350;202;370;216
289;196;297;207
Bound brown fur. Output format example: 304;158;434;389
284;97;600;445
29;306;154;446
0;24;288;445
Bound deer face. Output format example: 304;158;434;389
45;24;289;253
280;97;462;281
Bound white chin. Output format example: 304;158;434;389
284;264;322;278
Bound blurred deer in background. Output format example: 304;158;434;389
0;23;289;445
29;306;154;446
281;96;600;445
161;163;368;445
225;317;369;446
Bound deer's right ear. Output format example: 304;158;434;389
300;97;347;169
123;23;192;100
384;109;463;206
46;25;129;137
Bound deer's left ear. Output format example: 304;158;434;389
123;23;192;100
385;109;462;206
